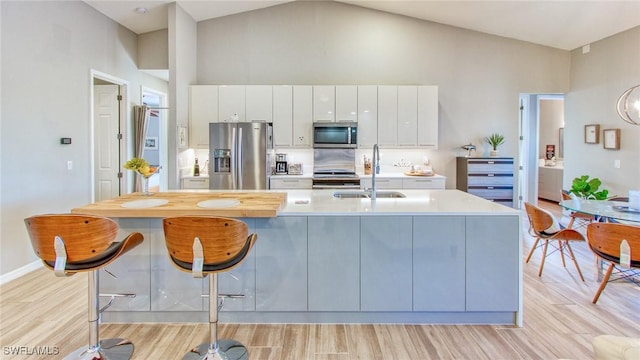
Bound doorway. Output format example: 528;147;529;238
91;70;128;202
141;87;168;192
518;93;565;208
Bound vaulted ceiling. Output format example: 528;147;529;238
84;0;640;51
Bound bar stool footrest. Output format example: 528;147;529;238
183;340;248;360
66;338;134;360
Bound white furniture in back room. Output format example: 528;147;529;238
538;165;563;202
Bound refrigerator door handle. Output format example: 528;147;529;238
231;127;237;189
238;127;243;190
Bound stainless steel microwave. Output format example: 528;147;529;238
313;122;357;148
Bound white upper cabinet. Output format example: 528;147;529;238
218;85;246;122
313;85;335;122
273;86;293;147
246;85;272;123
357;85;377;148
397;86;418;146
189;85;218;148
335;86;358;123
418;85;439;149
293;86;313;147
377;86;398;147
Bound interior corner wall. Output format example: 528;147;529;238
194;1;571;188
0;1;168;276
138;29;169;70
565;26;640;196
168;3;197;190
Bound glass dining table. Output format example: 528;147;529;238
559;198;640;224
559;198;639;281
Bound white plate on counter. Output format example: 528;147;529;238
121;199;169;208
197;199;241;208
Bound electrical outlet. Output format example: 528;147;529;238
614;160;620;169
67;161;73;170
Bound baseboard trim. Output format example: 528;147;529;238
0;260;42;286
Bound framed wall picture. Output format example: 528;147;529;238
584;124;600;144
144;137;158;150
603;128;620;150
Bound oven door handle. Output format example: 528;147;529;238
312;184;362;189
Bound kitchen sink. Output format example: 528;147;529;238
332;190;406;199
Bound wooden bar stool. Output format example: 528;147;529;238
163;216;257;360
24;214;143;359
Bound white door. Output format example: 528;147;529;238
94;84;121;201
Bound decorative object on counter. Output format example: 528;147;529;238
485;133;505;157
123;157;158;196
393;158;412;167
461;143;476;157
363;155;372;175
405;165;434;176
603;129;621;150
616;84;640;125
584;124;600;144
287;163;302;175
193;157;200;176
570;175;609;200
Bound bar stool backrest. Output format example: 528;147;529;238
24;214;118;263
587;223;640;266
163;216;249;266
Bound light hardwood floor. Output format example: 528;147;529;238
1;200;639;359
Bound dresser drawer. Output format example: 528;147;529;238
468;160;513;173
468;173;513;186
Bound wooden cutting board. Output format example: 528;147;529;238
71;191;288;218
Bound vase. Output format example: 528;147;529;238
490;150;499;157
141;176;152;196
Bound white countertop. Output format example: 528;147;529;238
279;189;517;216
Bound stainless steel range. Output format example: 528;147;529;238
312;149;360;189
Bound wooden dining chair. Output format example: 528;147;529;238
560;190;596;229
524;202;586;281
586;222;640;304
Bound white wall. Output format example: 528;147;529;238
539;98;564;159
0;1;168;276
194;1;571;188
565;27;640;197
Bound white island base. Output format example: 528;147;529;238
95;190;522;326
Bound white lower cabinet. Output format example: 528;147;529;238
361;176;445;190
538;166;563;202
413;216;465;311
269;177;312;189
360;216;413;311
308;217;360;311
181;177;209;189
402;177;445;189
255;217;308;311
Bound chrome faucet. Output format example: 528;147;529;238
371;144;380;200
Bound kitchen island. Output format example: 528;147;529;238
71;189;522;326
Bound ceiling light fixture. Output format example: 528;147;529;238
135;7;148;14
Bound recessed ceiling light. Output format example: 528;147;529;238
135;7;148;14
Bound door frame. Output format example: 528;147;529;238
141;86;169;191
90;69;129;202
518;93;564;207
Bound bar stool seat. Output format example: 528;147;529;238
24;214;143;360
163;216;257;360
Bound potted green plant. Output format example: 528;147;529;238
485;133;505;156
570;175;609;200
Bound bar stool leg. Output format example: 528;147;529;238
65;271;134;360
183;274;248;360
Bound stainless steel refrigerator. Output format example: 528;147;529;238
209;122;273;190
